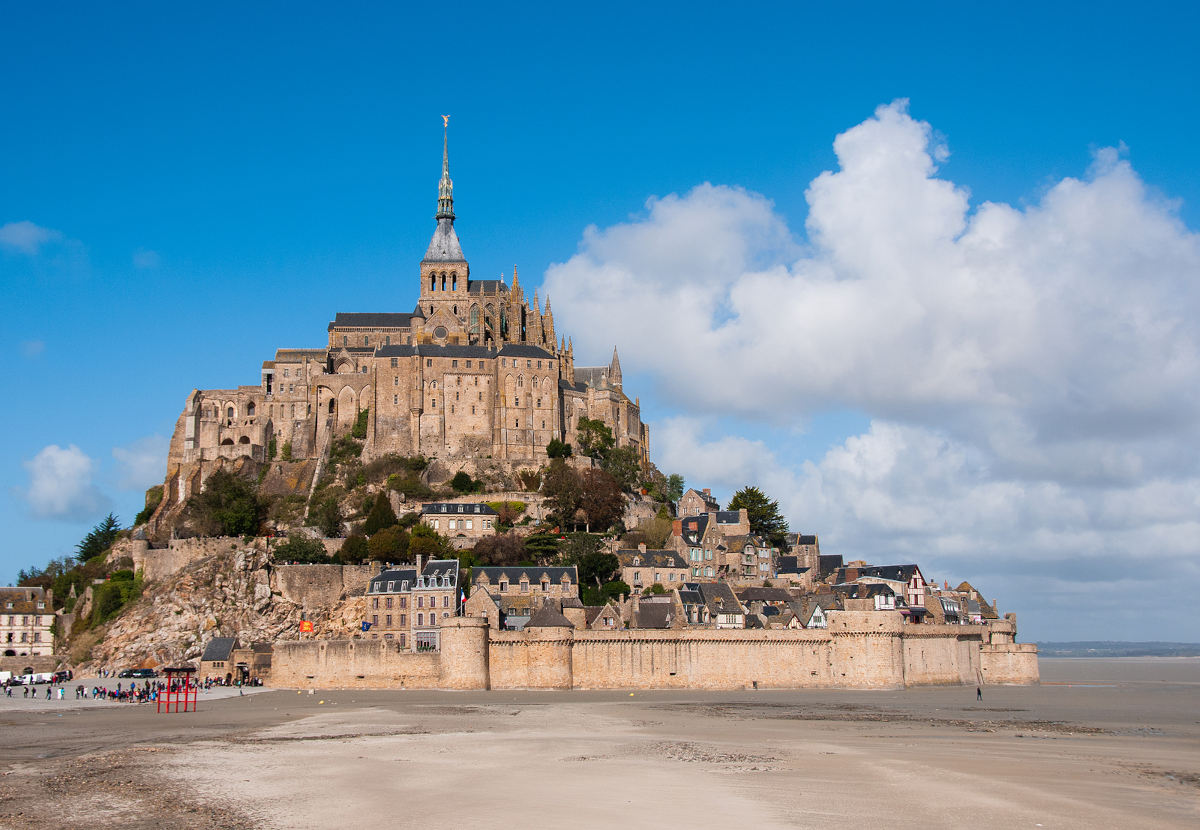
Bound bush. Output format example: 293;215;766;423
313;494;343;538
363;453;427;483
601;580;630;601
351;408;369;439
337;534;370;564
273;536;330;564
387;473;433;500
268;437;277;460
368;525;409;561
450;471;481;493
517;469;542;491
472;534;527;566
546;438;573;459
89;570;143;627
135;487;163;526
329;435;363;466
410;523;450;560
363;492;398;536
281;442;293;461
642;583;666;595
187;470;264;537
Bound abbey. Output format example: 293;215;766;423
169;126;647;483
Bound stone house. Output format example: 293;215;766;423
616;545;689;591
677;487;719;517
365;559;460;651
470;566;578;600
420;502;498;550
583;601;622;630
0;587;54;657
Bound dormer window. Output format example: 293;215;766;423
387;581;395;592
499;581;508;592
401;581;409;591
633;556;640;566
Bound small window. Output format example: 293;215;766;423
391;358;398;368
364;336;369;345
452;359;458;367
426;359;432;367
465;360;472;368
394;395;399;404
527;360;532;368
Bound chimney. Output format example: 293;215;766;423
702;488;711;497
638;543;647;553
416;553;424;573
632;592;640;625
672;519;682;537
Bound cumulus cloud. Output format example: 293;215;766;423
545;100;1200;640
112;435;169;491
22;444;110;521
132;248;161;269
0;220;63;254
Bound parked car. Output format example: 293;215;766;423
52;670;73;683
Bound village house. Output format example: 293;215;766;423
0;587;54;657
366;558;460;650
616;545;689;590
677;487;720;517
419;502;498;549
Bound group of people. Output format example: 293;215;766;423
3;677;200;704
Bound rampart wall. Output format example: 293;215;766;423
270;564;374;607
272;615;1038;690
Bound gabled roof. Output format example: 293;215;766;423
859;564;923;583
376;344;495;359
421;559;460;584
369;567;419;592
693;582;744;617
633;602;673;629
715;510;742;524
680;514;710;545
201;637;238;662
736;587;794;603
498;344;556;359
473;566;577;585
526;602;574;628
776;555;811;575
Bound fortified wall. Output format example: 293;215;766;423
270;613;1039;691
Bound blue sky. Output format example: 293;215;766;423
3;2;1198;641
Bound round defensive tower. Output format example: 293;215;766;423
438;616;490;689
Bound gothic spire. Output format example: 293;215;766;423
436;115;454;221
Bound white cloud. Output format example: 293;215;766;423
0;220;63;255
545;100;1200;640
132;248;161;269
112;435;169;491
22;444;110;521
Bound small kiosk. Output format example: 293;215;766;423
157;665;197;713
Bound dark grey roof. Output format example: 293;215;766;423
421;559;460;584
273;348;327;361
421;502;498;515
858;564;922;582
736;587;794;603
819;554;844;577
498;344;556;359
473;566;577;585
693;582;744;616
796;535;818;546
376;344;496;359
558;379;587;393
634;602;673;629
201;637;238;662
467;279;505;294
777;555;800;573
328;312;416;331
715;510;741;524
616;549;687;569
423;218;466;262
526;602;574;628
369;567;418;592
680;514;709;545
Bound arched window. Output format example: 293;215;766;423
440;273;446;291
246;403;255;416
451;272;457;291
328;399;336;414
430;275;436;291
343;336;348;346
364;335;369;346
517;375;524;387
469;305;480;337
452;305;457;316
227;406;234;419
238;435;251;444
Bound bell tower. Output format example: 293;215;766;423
419;117;470;342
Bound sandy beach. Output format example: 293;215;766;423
1;658;1196;829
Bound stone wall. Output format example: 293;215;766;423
271;564;375;607
0;654;62;674
129;537;243;584
271;613;1039;691
270;639;439;689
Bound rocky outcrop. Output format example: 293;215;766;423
80;545;365;672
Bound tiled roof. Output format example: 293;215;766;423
497;344;556;359
201;637;238;662
526;602;574;628
421;502;498;515
616;549;688;569
473;566;577;586
328;312;416;330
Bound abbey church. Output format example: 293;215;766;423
167;126;648;492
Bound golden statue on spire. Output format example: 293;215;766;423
441;114;450;128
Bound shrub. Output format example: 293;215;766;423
268;437;277;460
273;536;330;564
363;492;398;536
517;469;542;491
135;486;164;526
329;435;363;466
642;583;666;595
387;473;432;500
450;471;480;493
367;525;409;561
601;580;630;601
89;569;143;627
187;470;264;537
546;438;572;459
337;534;370;564
363;453;427;483
313;494;343;538
281;442;293;461
351;407;369;439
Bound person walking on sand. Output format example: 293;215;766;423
976;686;983;701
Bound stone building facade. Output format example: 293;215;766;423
1;587;54;657
161;125;649;510
420;502;498;549
365;559;460;651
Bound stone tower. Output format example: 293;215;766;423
419;119;470;342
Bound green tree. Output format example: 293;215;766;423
600;446;641;491
135;486;164;526
523;533;561;562
273;536;330;564
727;485;789;548
352;407;369;439
367;525;410;561
313;494;344;538
76;513;122;562
472;534;526;566
410;523;449;560
363;492;398;536
665;474;685;503
337;533;370;564
601;580;630;601
546;438;572;459
576;417;615;460
450;470;479;493
188;470;263;537
542;458;583;527
579;469;625;532
578;551;619;590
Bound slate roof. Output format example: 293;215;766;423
201;637;238;662
559;379;588;393
616;549;688;569
715;510;742;524
679;514;710;546
467;279;505;294
421;559;460;586
368;567;419;593
634;602;673;629
0;586;48;613
272;348;327;361
526;602;574;628
736;587;794;603
472;566;577;586
328;312;416;331
677;587;704;606
858;564;923;583
376;344;496;359
692;582;744;617
498;344;556;359
818;555;844;578
776;555;810;575
423;218;466;262
421;502;498;516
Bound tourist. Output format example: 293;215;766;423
976;686;983;701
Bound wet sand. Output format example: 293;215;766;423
1;659;1197;829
